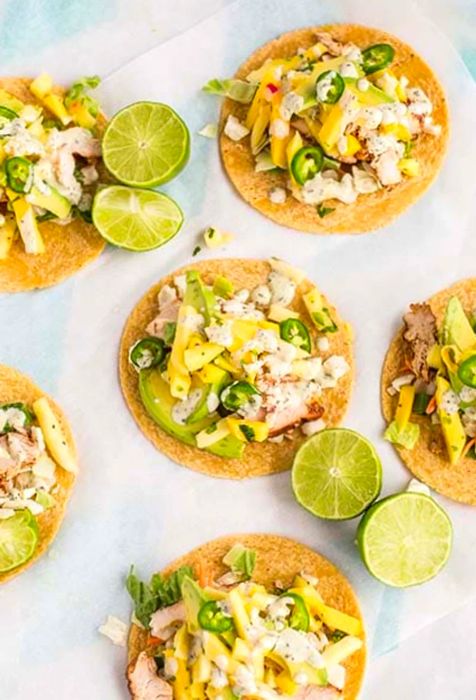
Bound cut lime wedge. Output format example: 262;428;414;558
357;493;453;587
102;102;190;187
292;428;382;520
92;185;183;251
0;510;38;572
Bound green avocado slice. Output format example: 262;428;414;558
139;369;244;459
441;297;476;352
343;78;394;105
184;270;217;323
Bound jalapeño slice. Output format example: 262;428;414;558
291;146;324;186
281;592;310;632
198;600;233;633
316;70;345;104
129;337;166;370
220;381;259;412
5;157;34;194
361;43;395;75
458;355;476;389
280;318;311;353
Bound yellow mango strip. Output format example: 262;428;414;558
322;635;363;667
173;658;191;700
228;588;250;639
0;216;16;259
395;384;415;430
32;397;77;473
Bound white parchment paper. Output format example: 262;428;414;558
1;0;475;697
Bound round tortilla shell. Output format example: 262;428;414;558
220;24;449;235
119;258;354;478
381;279;476;505
127;533;366;699
0;364;77;584
0;77;106;293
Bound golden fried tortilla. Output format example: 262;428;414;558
0;77;105;293
119;258;354;478
127;533;366;699
220;24;449;234
381;279;476;505
0;364;77;584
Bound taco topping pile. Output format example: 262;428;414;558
206;31;442;212
129;259;350;459
385;296;476;464
0;73;102;260
126;545;363;700
0;396;76;572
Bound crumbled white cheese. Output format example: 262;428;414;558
339;61;359;78
158;284;177;309
269;118;290;139
323;355;350;380
327;664;346;690
279;91;304;120
316;71;338;103
301;418;326;436
352;166;380;194
205;320;234;347
391;374;415;392
251;284;272;307
224;114;250;141
174;275;187;298
268;187;287;205
440;389;460;415
98;615;128;647
357;78;370;92
407;87;433;116
268;271;296;306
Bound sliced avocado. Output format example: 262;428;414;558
344;78;394;105
28;187;72;219
185;270;217;323
187;372;231;425
181;575;209;632
139;369;244;459
441;297;476;352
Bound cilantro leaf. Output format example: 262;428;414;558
317;204;335;218
126;565;194;628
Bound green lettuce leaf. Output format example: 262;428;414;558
64;75;101;116
126;565;194;628
202;78;257;104
384;420;420;449
223;544;256;580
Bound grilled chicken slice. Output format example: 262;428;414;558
294;685;342;700
149;601;186;639
127;652;172;700
402;303;437;381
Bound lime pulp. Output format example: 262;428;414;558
0;510;39;573
102;101;190;187
292;428;382;520
92;185;183;251
357;492;453;587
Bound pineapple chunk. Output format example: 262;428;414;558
32;397;78;473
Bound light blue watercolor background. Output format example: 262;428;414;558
0;4;474;693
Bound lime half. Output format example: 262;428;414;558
92;185;183;251
102;102;190;187
0;510;38;572
357;493;453;587
292;428;382;520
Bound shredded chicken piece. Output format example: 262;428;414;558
146;300;180;340
294;685;342;700
127;652;173;700
314;32;345;56
149;601;186;639
402;303;437;382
